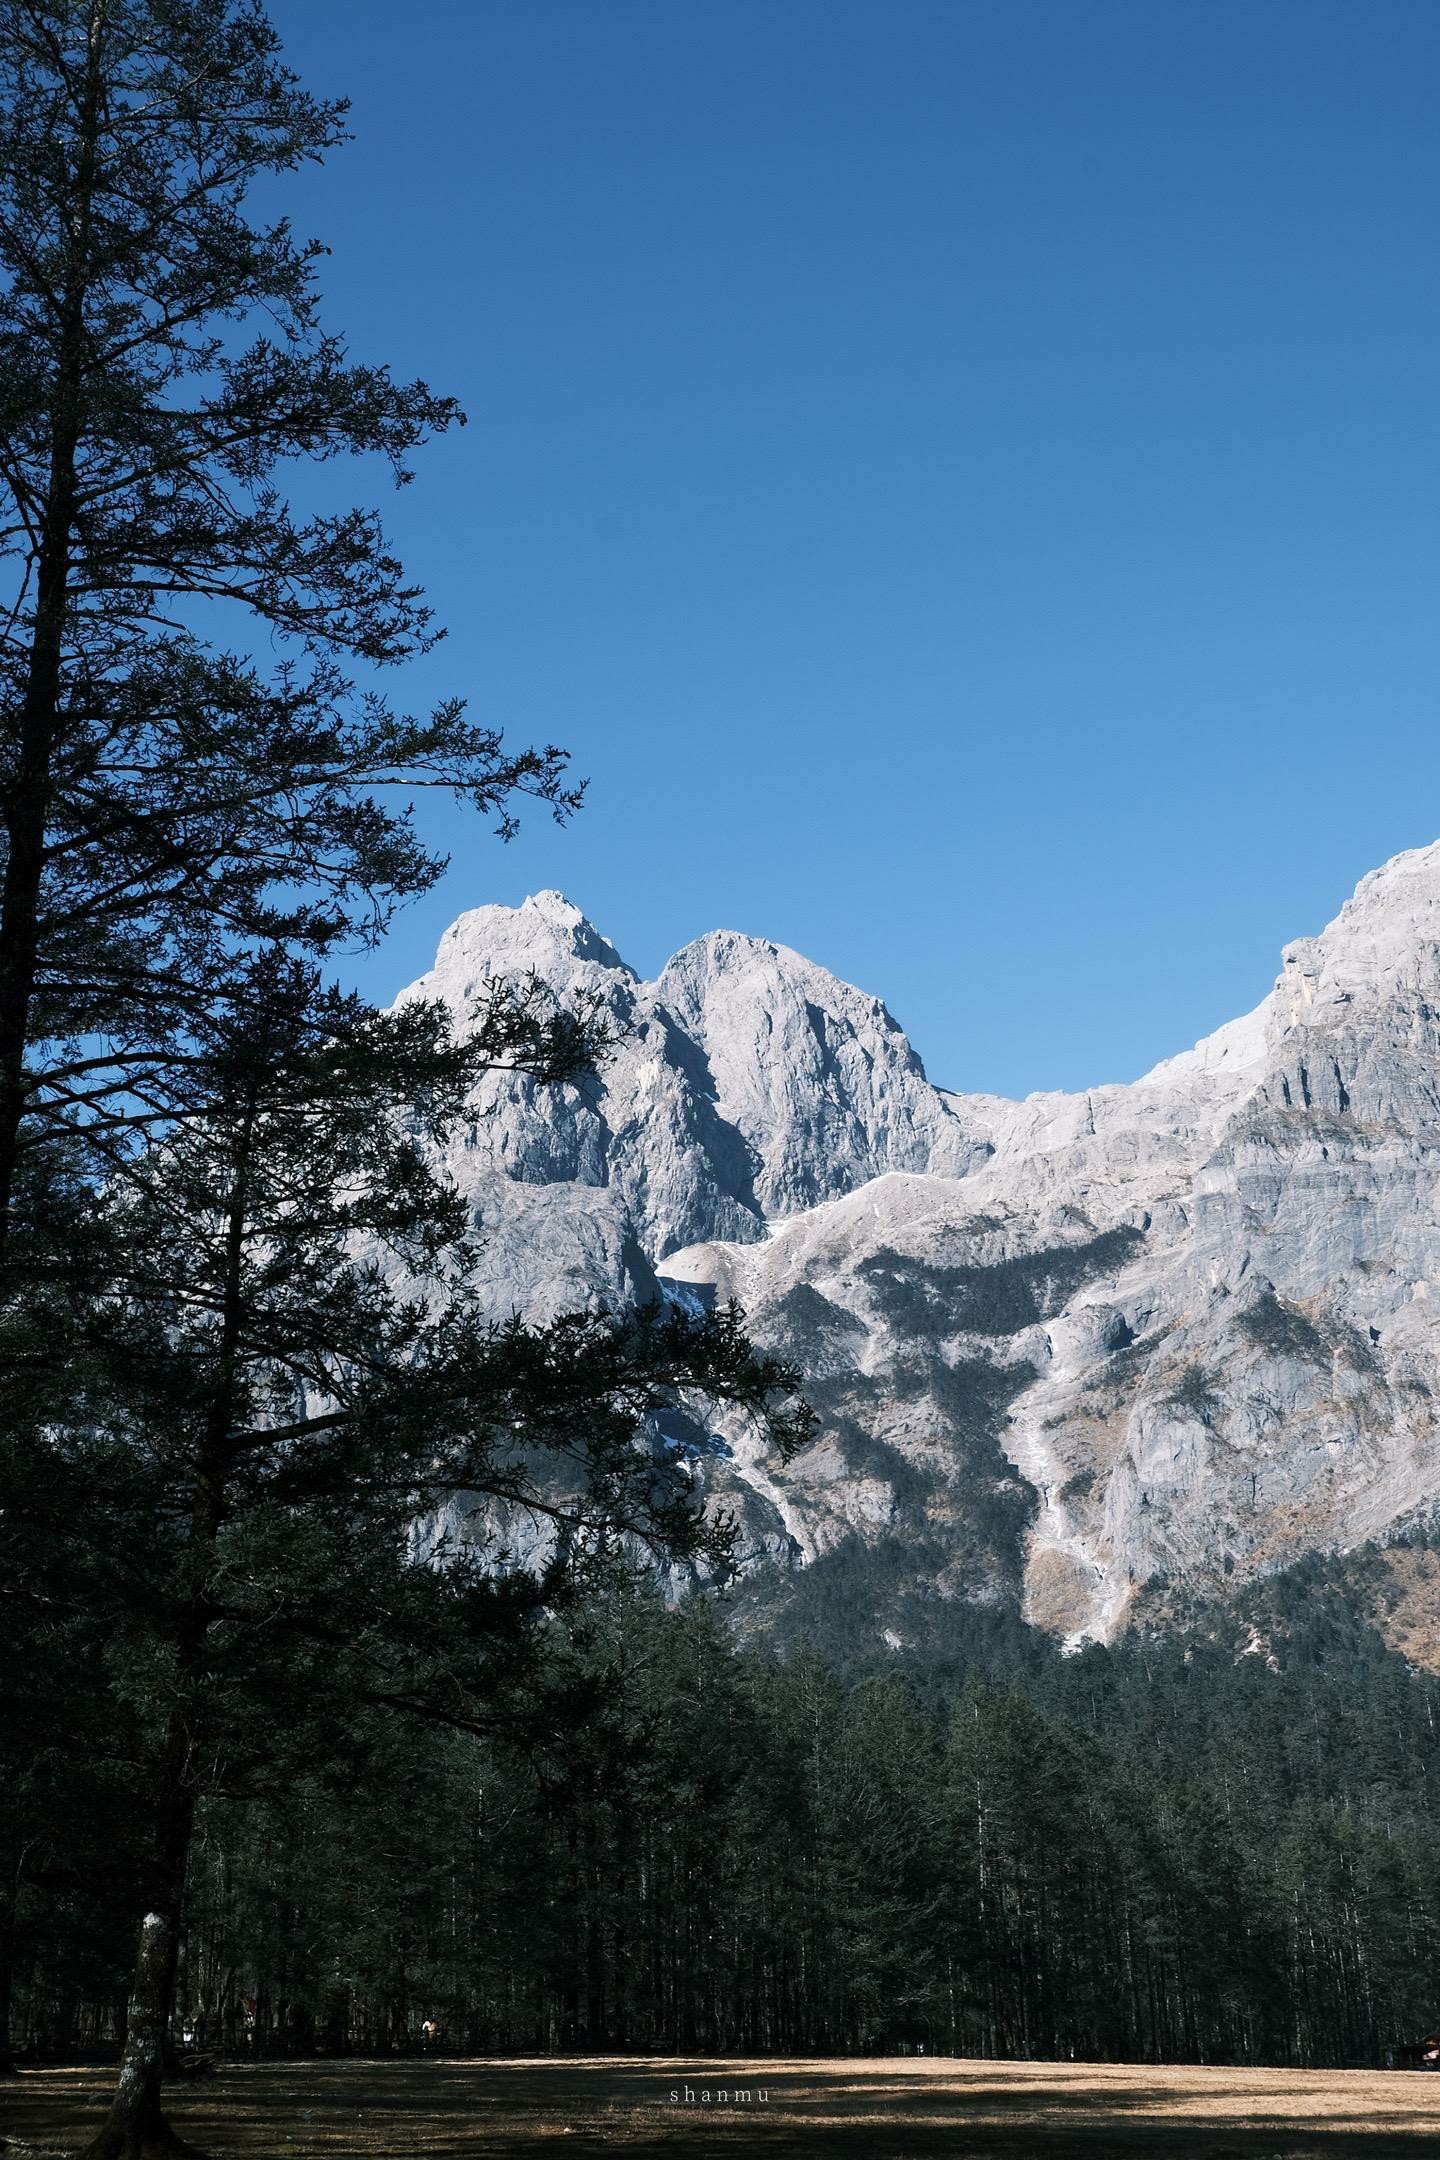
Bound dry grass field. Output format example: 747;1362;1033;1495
6;2055;1440;2158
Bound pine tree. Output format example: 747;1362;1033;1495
11;962;807;2156
0;0;579;1270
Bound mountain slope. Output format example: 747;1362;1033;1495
397;844;1440;1646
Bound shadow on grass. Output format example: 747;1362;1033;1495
6;2058;1440;2160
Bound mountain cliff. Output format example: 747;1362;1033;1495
397;843;1440;1646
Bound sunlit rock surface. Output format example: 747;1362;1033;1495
398;844;1440;1642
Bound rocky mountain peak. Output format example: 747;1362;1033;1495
657;928;921;1073
653;926;980;1215
400;840;1440;1652
422;890;634;1013
1273;839;1440;1029
397;900;987;1264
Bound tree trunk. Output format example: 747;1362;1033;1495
0;1881;16;2072
79;1910;201;2159
81;1090;257;2154
0;2;104;1273
79;1719;204;2160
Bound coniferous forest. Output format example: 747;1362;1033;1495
9;1537;1440;2075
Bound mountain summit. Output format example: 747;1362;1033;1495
399;893;986;1276
398;843;1440;1644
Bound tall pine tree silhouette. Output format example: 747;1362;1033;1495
0;0;578;1273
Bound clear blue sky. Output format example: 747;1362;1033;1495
270;0;1438;1098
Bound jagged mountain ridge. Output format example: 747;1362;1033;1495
398;845;1440;1645
397;890;986;1285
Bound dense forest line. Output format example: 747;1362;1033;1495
10;1538;1440;2074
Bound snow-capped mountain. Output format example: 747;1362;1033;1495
398;844;1440;1644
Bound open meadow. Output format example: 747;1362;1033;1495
6;2057;1440;2159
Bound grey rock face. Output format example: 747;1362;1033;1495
403;843;1440;1645
398;891;985;1270
654;931;985;1213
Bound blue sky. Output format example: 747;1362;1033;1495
271;0;1437;1097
